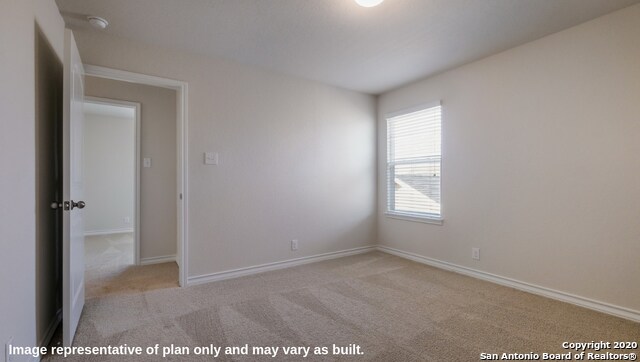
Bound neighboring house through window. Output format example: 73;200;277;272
386;102;442;223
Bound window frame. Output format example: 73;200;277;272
385;101;443;225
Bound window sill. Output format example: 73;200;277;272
385;212;443;225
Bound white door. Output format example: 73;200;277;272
62;29;86;347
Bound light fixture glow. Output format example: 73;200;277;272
87;16;109;30
355;0;384;7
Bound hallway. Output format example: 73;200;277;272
85;233;178;299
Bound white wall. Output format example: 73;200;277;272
84;77;178;260
83;112;135;234
0;0;66;359
73;32;378;278
378;4;640;313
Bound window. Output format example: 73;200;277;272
386;103;442;222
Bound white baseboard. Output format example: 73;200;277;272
376;245;640;323
84;228;134;236
187;246;376;286
140;255;176;265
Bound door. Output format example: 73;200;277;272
35;29;64;345
62;29;86;346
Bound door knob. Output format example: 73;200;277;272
70;200;86;210
53;200;86;211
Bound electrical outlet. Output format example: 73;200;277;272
472;248;480;260
6;337;13;362
291;239;298;251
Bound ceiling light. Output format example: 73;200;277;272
87;16;109;30
355;0;384;7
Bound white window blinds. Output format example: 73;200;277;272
386;104;442;219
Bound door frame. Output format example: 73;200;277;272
83;96;141;265
84;65;189;287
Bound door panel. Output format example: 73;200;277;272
34;29;64;345
62;29;85;347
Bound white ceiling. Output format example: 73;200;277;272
56;0;639;94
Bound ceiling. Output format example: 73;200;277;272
56;0;639;94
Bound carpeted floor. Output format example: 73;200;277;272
45;251;638;361
85;233;178;299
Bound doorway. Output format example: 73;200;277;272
82;98;141;298
83;66;189;287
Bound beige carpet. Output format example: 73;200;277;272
45;252;638;361
85;233;178;299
